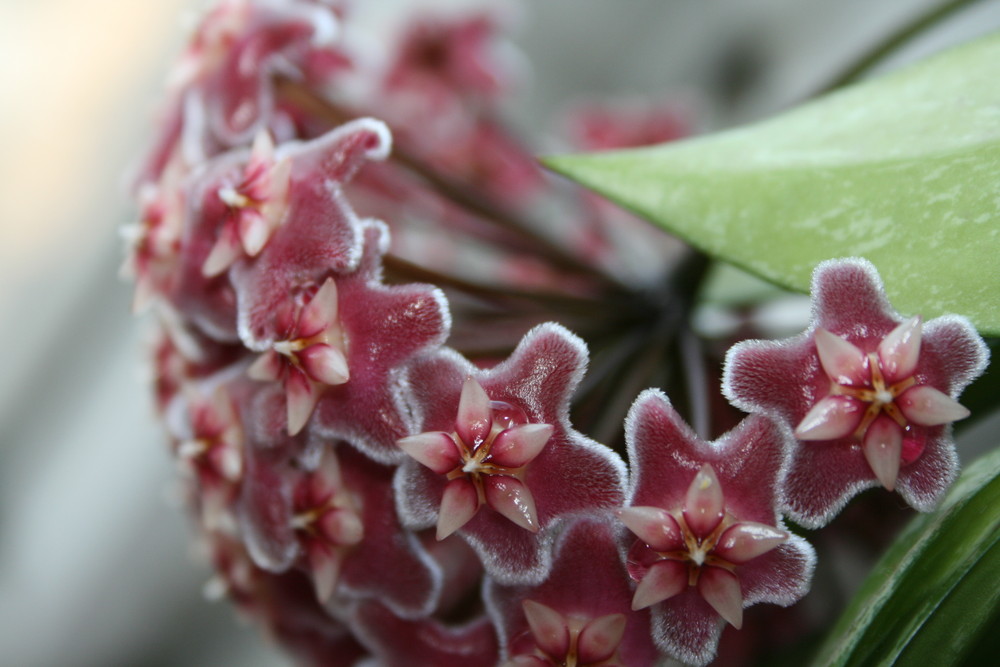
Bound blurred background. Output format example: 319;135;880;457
1;1;998;665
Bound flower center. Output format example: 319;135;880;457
446;400;529;503
831;351;916;439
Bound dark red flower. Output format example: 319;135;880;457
723;258;989;526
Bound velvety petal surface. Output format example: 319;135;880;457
485;518;659;667
723;258;989;525
394;324;627;584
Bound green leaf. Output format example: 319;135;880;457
544;32;1000;336
810;446;1000;666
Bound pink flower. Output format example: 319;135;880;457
202;131;292;277
349;600;500;666
238;390;443;618
382;12;512;109
176;0;339;145
394;323;627;584
247;276;349;435
723;258;989;526
486;518;659;667
620;390;814;666
397;374;553;540
200;528;370;666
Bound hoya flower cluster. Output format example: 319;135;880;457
125;1;988;665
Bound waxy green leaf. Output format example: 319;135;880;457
545;33;1000;335
811;446;1000;666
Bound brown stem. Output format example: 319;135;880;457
274;76;629;292
382;254;619;315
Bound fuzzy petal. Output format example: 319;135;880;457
457;376;493;448
794;395;863;441
683;464;725;539
897;385;970;426
714;522;787;564
878;315;922;383
577;613;626;664
484;476;539;533
698;566;743;629
617;506;683;552
398;432;462;475
490;423;553;468
632;559;687;610
437;477;479;540
522;599;569;659
815;327;868;386
863;415;903;491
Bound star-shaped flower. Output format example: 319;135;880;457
199;527;370;666
247;276;349;435
238;388;443;618
166;381;246;528
202;130;292;277
486;518;659;667
394;323;628;584
621;389;814;666
723;258;989;526
397;375;553;540
176;0;340;145
348;599;500;667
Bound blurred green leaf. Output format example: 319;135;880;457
545;33;1000;336
810;447;1000;666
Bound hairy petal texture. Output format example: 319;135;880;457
237;389;441;618
233;119;391;347
394;323;627;584
622;390;814;666
168;0;341;153
486;518;659;667
310;222;451;462
723;258;989;526
200;529;370;667
349;600;499;667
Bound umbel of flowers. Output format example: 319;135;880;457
125;1;989;665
